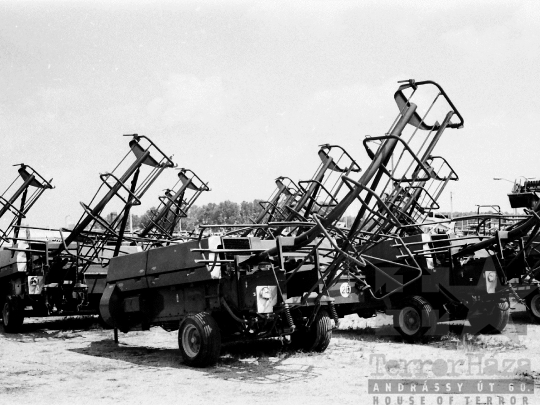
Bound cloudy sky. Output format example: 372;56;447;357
1;0;540;228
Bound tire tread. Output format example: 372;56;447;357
179;312;221;367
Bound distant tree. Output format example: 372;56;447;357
179;206;201;231
216;200;240;224
137;199;266;232
240;199;264;223
138;207;159;230
199;202;218;224
135;205;357;232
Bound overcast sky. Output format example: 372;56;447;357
1;1;540;228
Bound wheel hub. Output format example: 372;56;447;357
400;306;420;334
182;324;201;358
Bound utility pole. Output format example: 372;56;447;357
450;191;453;220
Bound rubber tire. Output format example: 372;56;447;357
178;312;221;367
393;296;438;342
468;302;510;334
2;297;24;333
291;309;332;352
525;290;540;324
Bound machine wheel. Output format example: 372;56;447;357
468;302;509;334
178;312;221;367
525;290;540;323
291;309;332;352
2;296;25;333
393;296;438;342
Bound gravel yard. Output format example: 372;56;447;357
1;302;539;405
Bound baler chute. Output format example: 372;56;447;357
137;168;210;249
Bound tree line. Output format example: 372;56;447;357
130;199;266;232
109;206;505;236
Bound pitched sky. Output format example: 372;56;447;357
1;0;540;228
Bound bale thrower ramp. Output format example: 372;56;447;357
48;135;175;271
0;164;53;247
228;144;361;240
137;168;209;249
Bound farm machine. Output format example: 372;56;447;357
442;179;540;325
98;79;518;369
84;165;209;312
100;142;363;366
0;164;53;330
316;80;540;339
486;178;540;323
0;135;178;331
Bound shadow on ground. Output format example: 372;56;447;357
69;337;320;384
0;315;103;342
70;339;185;368
214;339;320;383
335;310;534;351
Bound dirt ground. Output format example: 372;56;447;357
1;301;539;405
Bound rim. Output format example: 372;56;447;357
531;294;540;318
181;324;201;358
399;306;421;335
